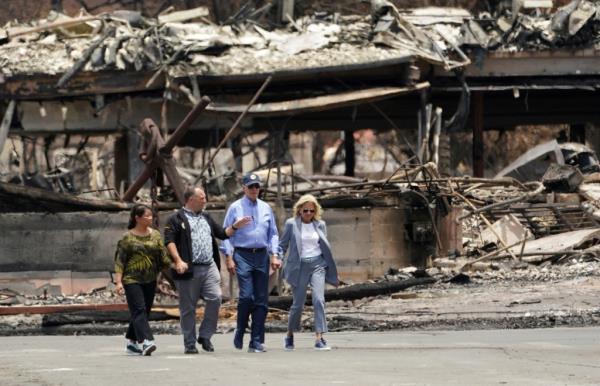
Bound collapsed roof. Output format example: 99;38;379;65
0;3;466;83
1;1;599;84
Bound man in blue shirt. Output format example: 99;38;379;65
221;173;281;353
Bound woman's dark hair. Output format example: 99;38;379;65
127;204;152;229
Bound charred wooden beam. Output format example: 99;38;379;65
0;303;128;316
0;57;413;99
56;26;115;89
206;83;429;117
0;70;164;99
268;277;435;310
0;181;130;212
3;15;103;43
42;309;175;326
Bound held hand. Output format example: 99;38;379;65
335;277;341;288
270;255;282;271
175;260;188;274
226;256;236;275
233;216;252;230
114;282;124;296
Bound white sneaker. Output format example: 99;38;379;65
126;340;142;355
142;339;156;356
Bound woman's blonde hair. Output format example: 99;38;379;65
293;194;323;221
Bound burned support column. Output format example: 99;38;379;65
585;123;600;157
230;136;243;173
113;128;145;195
113;134;128;194
570;123;586;143
418;89;429;163
344;129;355;177
472;91;484;178
267;128;289;168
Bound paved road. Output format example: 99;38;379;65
1;327;599;385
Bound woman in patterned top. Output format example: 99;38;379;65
115;204;171;356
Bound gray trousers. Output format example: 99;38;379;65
288;255;328;333
174;262;222;348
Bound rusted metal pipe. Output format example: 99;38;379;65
196;75;273;181
162;96;211;154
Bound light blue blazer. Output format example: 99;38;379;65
279;216;339;288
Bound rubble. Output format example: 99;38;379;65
1;3;600;336
4;2;597;86
472;0;600;51
495;140;600;182
3;243;600;335
479;214;532;246
0;8;459;81
542;163;584;192
324;257;600;331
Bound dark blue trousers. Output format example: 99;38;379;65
234;249;269;347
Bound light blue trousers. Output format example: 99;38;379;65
288;255;328;333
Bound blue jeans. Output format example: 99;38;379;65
234;249;269;347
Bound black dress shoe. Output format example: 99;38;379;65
233;329;243;350
197;337;214;352
184;346;199;354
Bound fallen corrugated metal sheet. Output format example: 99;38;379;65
507;228;600;257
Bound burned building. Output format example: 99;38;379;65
1;0;600;295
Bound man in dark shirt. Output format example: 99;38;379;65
164;187;249;354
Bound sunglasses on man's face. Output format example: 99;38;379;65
247;184;260;190
302;209;315;213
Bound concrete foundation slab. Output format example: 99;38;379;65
0;205;441;294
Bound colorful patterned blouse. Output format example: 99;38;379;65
114;229;171;284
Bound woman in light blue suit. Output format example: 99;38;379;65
278;194;339;351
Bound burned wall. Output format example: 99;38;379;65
0;212;128;272
0;207;425;283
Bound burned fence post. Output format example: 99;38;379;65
472;91;484;178
344;128;355;177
